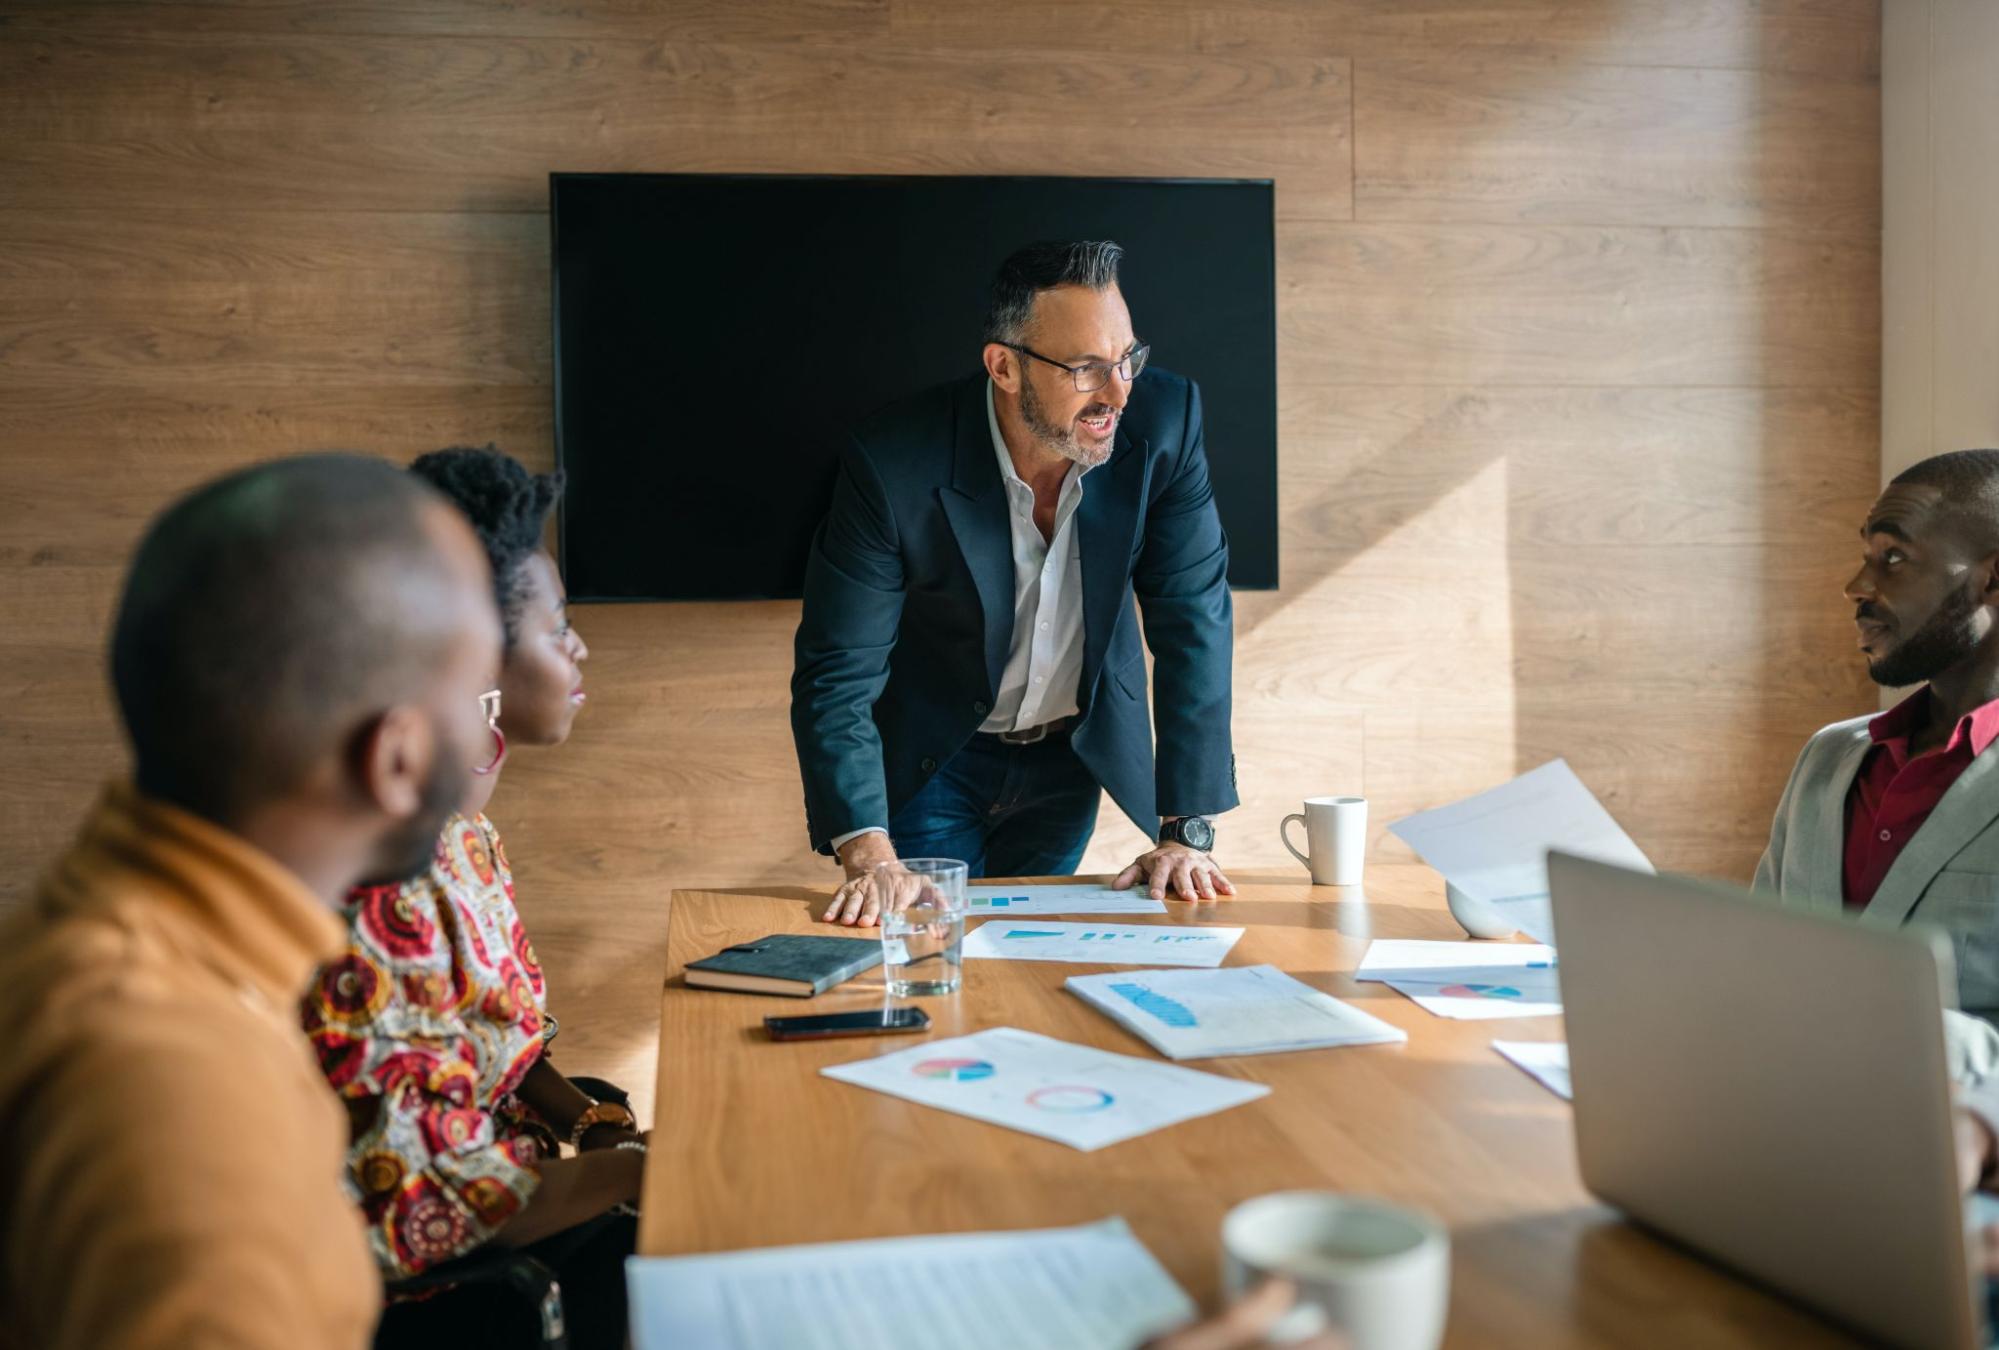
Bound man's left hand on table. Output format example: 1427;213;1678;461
1113;841;1235;902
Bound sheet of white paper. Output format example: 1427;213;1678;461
1493;1040;1572;1100
963;921;1243;967
1378;977;1560;1020
965;885;1168;916
628;1217;1195;1350
821;1026;1269;1151
1386;759;1652;946
1355;939;1562;1019
1067;965;1407;1059
1356;939;1557;978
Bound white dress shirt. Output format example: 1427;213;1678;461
830;381;1093;852
979;379;1090;734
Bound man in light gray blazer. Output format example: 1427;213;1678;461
1757;450;1999;1078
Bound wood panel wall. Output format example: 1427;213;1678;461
1882;0;1999;481
0;1;1881;1114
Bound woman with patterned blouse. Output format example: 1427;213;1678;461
302;447;640;1350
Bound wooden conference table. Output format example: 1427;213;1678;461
638;865;1855;1348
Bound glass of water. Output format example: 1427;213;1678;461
877;858;968;997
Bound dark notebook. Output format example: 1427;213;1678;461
683;934;883;997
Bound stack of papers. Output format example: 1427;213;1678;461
1386;759;1652;945
821;1026;1269;1151
1067;965;1407;1060
962;921;1244;968
966;884;1167;916
629;1217;1194;1350
1356;939;1561;1020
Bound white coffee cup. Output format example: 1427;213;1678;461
1280;797;1368;886
1221;1191;1449;1350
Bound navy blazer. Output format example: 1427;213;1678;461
790;366;1238;855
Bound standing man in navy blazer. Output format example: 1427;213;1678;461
792;240;1239;924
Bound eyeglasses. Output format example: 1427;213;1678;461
1005;342;1150;393
472;688;507;777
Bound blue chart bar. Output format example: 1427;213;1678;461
1002;929;1064;940
1110;982;1200;1028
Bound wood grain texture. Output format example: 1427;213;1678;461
0;0;894;41
0;31;1351;218
0;2;1880;1142
886;0;1881;79
637;871;1859;1345
1280;224;1878;387
1354;59;1880;230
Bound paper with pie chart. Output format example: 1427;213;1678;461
961;921;1244;967
821;1026;1269;1151
1355;938;1562;1020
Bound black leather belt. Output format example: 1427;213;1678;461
992;715;1077;746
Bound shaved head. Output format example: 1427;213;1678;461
1886;449;1999;553
110;454;495;827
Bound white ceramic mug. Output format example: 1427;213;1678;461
1221;1191;1449;1350
1280;796;1367;886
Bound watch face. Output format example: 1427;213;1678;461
1180;818;1215;851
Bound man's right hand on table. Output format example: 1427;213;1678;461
824;832;901;926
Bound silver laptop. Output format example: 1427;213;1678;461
1547;851;1981;1349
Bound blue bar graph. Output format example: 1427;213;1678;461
1109;982;1200;1027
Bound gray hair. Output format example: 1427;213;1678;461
982;240;1125;346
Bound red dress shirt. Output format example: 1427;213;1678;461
1843;689;1999;908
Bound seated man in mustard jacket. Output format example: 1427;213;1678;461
1757;449;1999;1079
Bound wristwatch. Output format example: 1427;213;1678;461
1159;816;1216;851
568;1098;638;1148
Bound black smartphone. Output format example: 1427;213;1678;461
764;1007;931;1041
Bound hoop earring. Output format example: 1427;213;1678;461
472;726;507;776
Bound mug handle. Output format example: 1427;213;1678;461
1280;813;1311;868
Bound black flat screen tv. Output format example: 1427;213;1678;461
551;173;1278;601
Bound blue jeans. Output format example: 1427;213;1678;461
888;732;1101;878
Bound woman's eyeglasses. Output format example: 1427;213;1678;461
472;688;507;776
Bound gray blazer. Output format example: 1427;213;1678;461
1754;713;1999;1079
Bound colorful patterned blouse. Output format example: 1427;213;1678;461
302;812;552;1279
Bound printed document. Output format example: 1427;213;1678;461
1356;939;1561;1020
822;1026;1269;1151
966;884;1168;916
1493;1040;1572;1100
963;921;1244;968
1067;965;1406;1059
1386;759;1651;945
628;1217;1195;1350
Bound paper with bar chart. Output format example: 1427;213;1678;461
1355;938;1562;1020
821;1026;1269;1150
964;885;1168;916
1067;965;1407;1060
961;921;1244;968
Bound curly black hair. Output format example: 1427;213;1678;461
408;446;563;648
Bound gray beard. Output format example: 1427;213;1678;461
1019;374;1115;469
